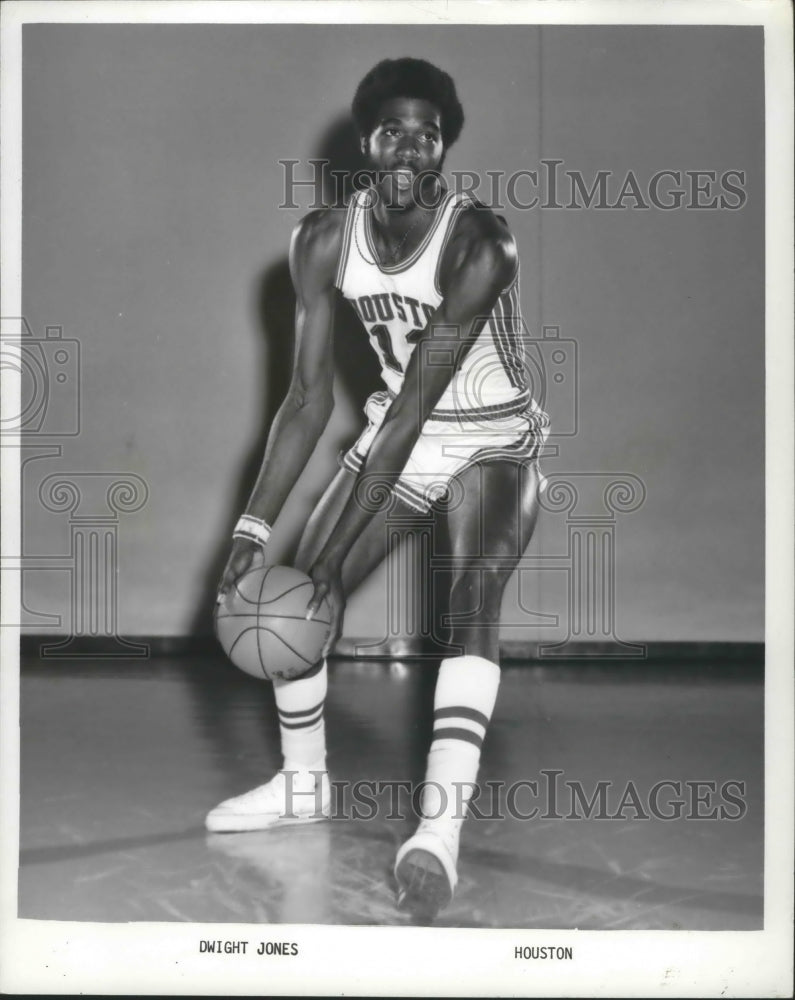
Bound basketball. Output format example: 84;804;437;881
214;565;332;681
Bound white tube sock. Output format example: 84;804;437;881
421;655;501;821
273;660;327;771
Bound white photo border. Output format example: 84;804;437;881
1;1;792;996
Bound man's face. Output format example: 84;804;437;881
362;96;445;208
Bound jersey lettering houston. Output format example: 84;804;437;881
335;188;540;421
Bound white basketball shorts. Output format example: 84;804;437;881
341;390;550;514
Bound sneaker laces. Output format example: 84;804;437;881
225;768;324;810
416;815;462;864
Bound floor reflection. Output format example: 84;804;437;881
19;654;763;928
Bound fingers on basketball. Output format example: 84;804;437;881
214;565;332;681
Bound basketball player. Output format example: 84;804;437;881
209;58;549;919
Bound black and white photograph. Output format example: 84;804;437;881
1;0;792;995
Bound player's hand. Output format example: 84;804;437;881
216;538;266;605
306;555;345;658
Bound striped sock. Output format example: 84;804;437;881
421;656;501;822
273;659;327;771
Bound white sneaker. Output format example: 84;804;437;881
206;768;330;833
394;818;462;919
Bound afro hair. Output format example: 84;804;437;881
352;57;464;147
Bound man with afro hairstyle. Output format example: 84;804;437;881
212;56;549;921
352;57;465;149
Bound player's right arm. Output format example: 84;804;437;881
217;208;343;601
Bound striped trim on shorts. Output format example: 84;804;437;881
341;391;550;514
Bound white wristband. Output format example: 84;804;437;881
233;514;272;550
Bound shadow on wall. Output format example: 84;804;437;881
190;114;381;639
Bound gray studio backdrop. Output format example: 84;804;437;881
20;24;763;644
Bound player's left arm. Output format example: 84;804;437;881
307;209;518;637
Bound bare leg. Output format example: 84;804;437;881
439;459;541;659
295;466;416;594
395;459;542;919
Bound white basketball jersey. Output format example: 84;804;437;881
335;187;540;421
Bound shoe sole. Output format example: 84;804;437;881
205;811;329;833
395;848;453;921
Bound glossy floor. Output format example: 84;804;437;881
18;654;762;928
